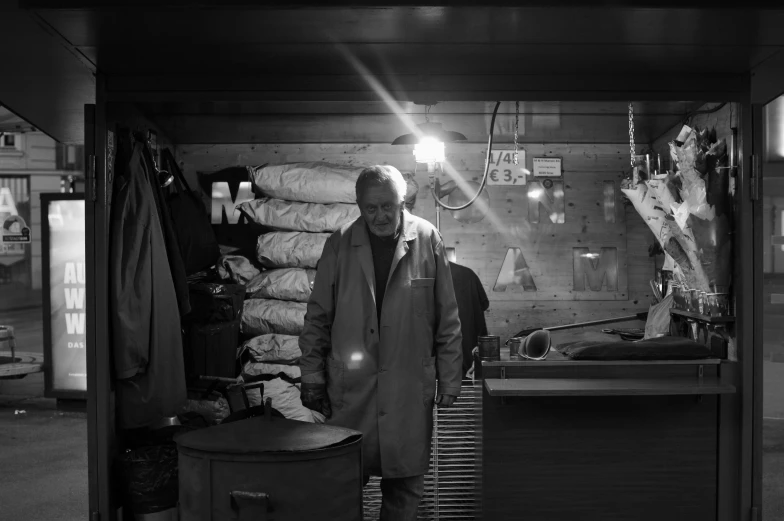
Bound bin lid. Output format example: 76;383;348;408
174;415;362;455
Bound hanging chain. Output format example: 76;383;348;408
628;102;636;168
514;101;520;165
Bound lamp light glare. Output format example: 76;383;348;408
414;137;445;166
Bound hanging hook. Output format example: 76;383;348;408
147;138;174;188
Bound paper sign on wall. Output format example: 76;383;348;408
487;149;527;186
533;157;562;177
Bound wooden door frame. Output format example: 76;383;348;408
86;73;116;521
86;78;755;521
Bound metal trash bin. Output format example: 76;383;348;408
175;415;363;521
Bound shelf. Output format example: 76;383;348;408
484;377;736;397
481;358;721;367
670;309;735;324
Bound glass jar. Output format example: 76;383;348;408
714;293;731;317
689;289;701;313
671;283;683;310
704;293;717;316
698;291;707;315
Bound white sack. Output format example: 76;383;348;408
244;378;324;423
217;255;261;285
256;232;329;269
248;162;419;206
238;197;359;233
246;268;315;302
243;361;301;381
248;162;364;204
238;334;301;364
241;299;307;337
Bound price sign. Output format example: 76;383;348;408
532;157;563;177
487;149;526;186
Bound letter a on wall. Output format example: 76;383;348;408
494;248;537;292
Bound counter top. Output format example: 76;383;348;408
484;377;736;397
481;345;722;367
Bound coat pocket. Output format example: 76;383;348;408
325;357;344;409
422;356;437;404
411;278;435;316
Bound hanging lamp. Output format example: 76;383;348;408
391;104;467;172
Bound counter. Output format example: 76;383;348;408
478;345;737;521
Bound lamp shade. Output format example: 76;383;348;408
391;122;467;145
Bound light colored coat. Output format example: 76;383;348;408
299;210;462;478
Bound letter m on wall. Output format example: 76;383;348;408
211;181;254;224
573;247;619;291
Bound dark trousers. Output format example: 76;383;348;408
364;474;426;521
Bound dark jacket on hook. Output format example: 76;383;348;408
138;137;191;318
109;135;187;429
449;262;489;375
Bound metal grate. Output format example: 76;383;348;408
363;380;482;520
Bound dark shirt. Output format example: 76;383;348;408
368;227;399;325
449;262;490;374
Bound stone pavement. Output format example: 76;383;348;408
0;305;88;521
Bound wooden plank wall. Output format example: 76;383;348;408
178;142;656;340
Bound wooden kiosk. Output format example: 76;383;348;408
5;2;782;520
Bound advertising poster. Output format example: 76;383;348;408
0;183;32;298
46;198;87;393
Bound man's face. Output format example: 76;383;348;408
358;183;402;237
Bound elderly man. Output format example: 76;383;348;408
299;164;463;520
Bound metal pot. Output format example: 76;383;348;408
175;415;363;521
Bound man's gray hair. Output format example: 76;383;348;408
356;165;408;204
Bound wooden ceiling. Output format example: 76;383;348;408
134;100;708;144
6;2;784;143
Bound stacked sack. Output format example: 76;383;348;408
218;162;418;424
234;162;365;423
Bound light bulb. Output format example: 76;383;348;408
414;137;445;165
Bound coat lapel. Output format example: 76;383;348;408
386;211;417;290
350;219;376;304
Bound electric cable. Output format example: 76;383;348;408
431;101;501;211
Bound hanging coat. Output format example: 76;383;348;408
299;210;462;478
110;139;187;429
449;262;490;375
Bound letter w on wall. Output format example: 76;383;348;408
573;248;619;291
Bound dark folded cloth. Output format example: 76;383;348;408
555;336;713;361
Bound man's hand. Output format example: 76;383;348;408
435;394;456;408
300;382;332;419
